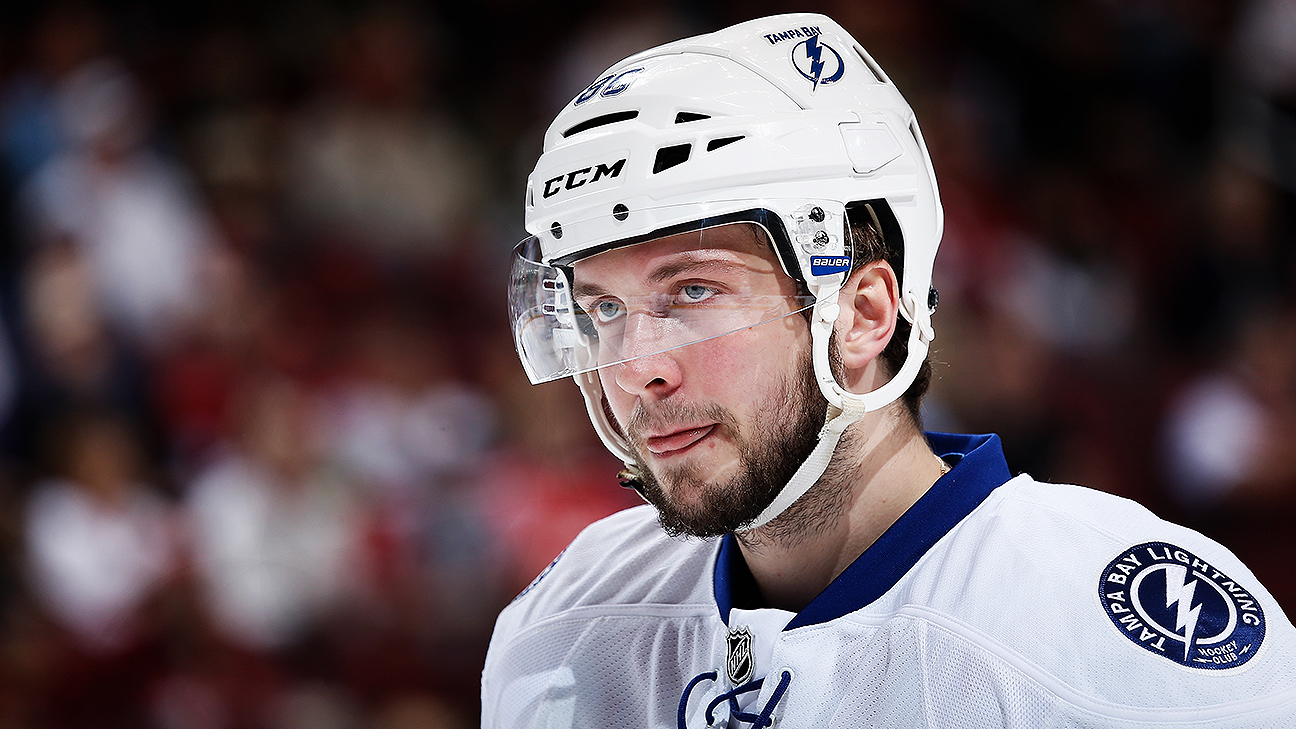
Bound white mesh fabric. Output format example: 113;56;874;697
816;619;928;727
483;481;1296;729
486;611;725;728
484;506;725;728
920;620;1296;728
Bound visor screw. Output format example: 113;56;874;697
550;221;563;239
612;203;629;221
813;230;829;247
809;206;825;222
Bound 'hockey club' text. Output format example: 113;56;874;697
1099;542;1265;669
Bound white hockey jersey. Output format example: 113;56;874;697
482;433;1296;728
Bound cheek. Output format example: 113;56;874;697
680;331;799;396
597;368;632;425
597;321;809;414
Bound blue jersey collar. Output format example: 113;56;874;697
714;432;1012;630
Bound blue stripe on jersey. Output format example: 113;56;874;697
713;432;1012;630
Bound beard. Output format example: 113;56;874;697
624;348;829;539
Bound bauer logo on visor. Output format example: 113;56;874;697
810;255;851;275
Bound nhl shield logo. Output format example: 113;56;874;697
1099;542;1266;669
726;626;754;685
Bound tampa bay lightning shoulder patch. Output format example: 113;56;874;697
1099;542;1265;669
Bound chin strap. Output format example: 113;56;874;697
739;400;861;530
576;283;934;523
736;287;933;532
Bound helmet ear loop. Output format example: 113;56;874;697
740;280;931;532
852;292;933;413
810;254;934;415
809;280;850;414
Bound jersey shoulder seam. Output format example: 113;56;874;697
993;477;1173;547
900;604;1296;721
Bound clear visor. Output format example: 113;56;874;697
510;207;851;384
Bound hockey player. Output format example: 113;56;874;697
485;13;1296;728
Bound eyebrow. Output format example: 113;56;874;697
572;281;610;300
648;254;743;284
573;254;744;300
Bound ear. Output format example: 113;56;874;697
832;260;900;390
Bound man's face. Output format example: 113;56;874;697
572;224;826;537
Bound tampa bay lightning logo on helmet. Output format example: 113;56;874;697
790;35;845;91
1099;542;1265;669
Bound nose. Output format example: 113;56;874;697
610;313;683;400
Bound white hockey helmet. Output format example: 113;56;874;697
509;12;942;529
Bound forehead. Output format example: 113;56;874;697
571;223;784;289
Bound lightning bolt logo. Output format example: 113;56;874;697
1100;542;1265;670
806;35;826;91
1164;564;1203;661
792;36;845;92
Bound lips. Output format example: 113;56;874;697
644;424;716;456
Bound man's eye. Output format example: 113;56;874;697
594;299;625;323
678;285;716;304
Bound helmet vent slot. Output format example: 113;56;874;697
706;135;744;152
908;120;930;160
674;112;711;124
854;45;887;84
562;110;639;138
652;143;692;173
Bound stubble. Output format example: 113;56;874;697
626;349;845;541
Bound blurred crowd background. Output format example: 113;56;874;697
0;0;1293;726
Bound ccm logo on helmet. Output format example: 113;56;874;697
543;159;627;199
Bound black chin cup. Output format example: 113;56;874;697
617;466;647;497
